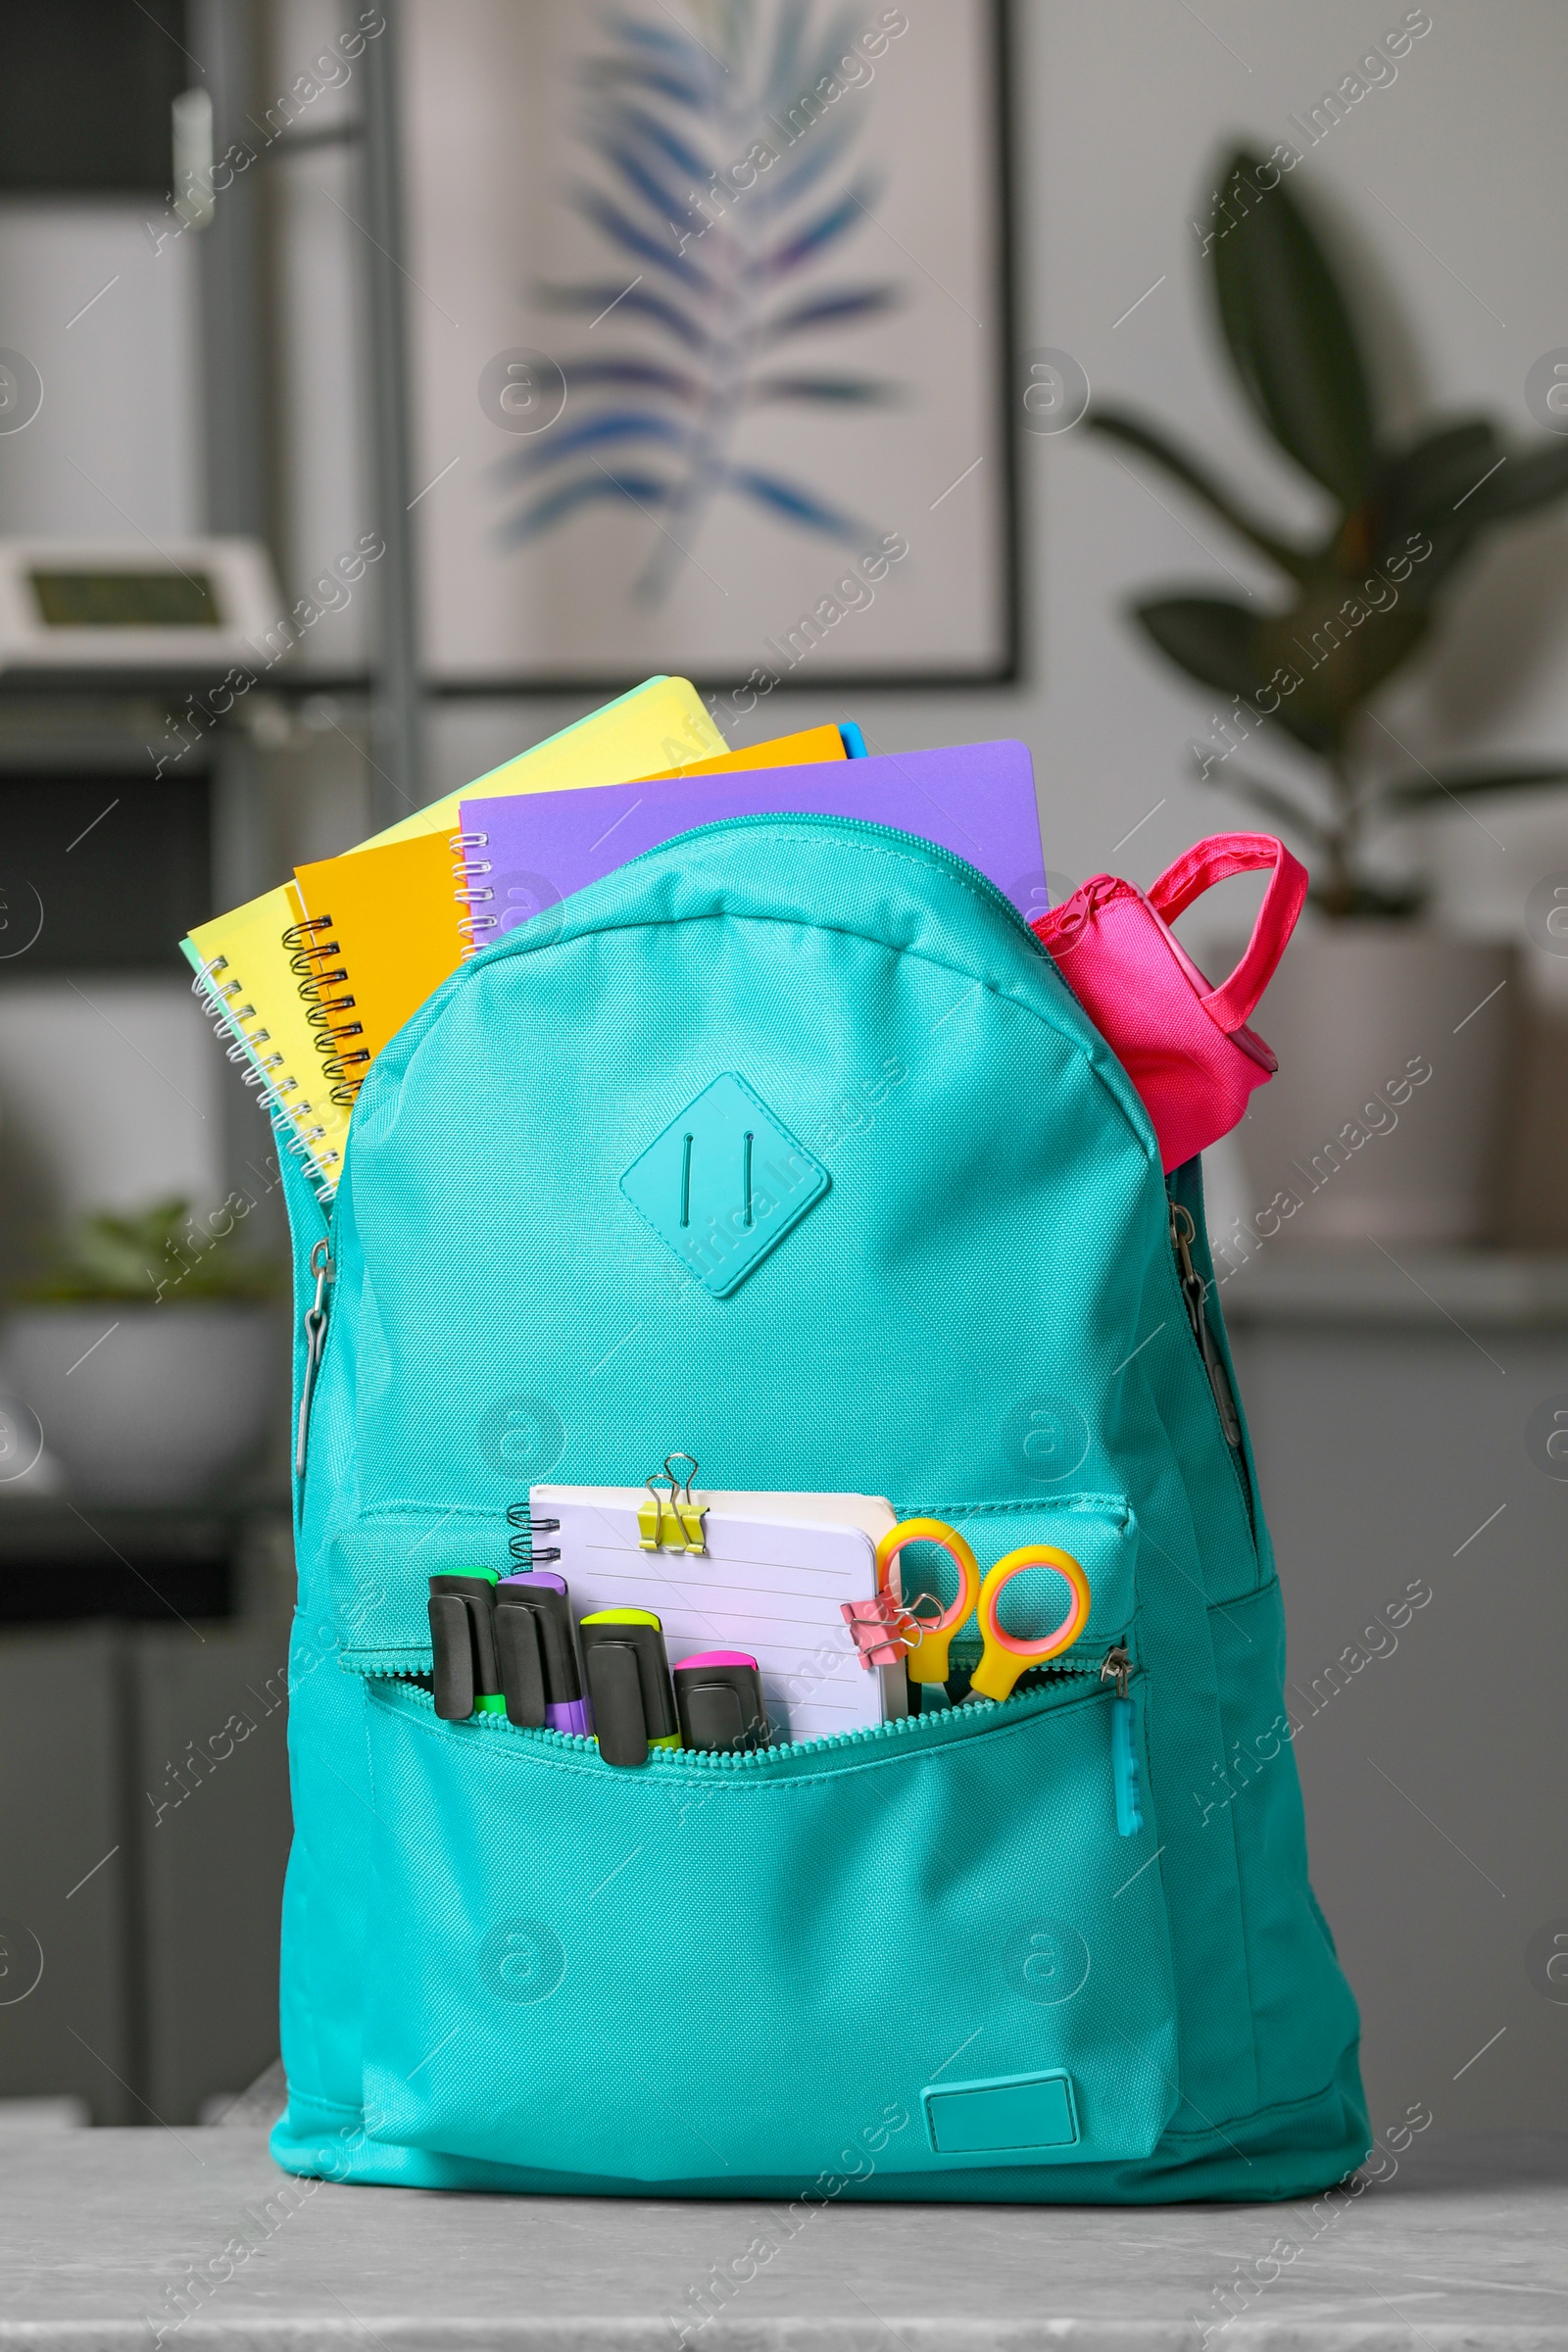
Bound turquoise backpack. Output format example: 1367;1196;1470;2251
267;814;1368;2201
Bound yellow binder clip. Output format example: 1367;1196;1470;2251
636;1453;708;1553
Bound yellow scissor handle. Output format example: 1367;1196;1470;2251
874;1518;980;1685
970;1544;1092;1703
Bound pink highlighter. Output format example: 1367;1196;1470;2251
671;1650;769;1753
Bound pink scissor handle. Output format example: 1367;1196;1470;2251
1145;833;1308;1035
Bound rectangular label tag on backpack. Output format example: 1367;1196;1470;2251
922;2069;1079;2157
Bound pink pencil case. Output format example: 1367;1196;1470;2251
1033;832;1308;1173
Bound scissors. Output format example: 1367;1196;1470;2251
872;1517;1092;1702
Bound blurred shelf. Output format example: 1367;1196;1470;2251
0;1490;289;1623
1216;1246;1568;1328
0;671;371;704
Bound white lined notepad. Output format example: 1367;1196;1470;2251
530;1487;906;1745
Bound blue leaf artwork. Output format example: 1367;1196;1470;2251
496;1;905;602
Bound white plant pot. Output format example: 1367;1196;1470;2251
4;1303;284;1505
1232;929;1517;1246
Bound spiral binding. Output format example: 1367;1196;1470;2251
451;829;494;960
506;1503;561;1571
188;952;339;1202
283;917;372;1106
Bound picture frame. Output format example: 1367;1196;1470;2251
403;0;1018;695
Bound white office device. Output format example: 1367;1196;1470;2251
0;537;283;673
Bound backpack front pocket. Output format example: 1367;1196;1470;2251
358;1675;1178;2188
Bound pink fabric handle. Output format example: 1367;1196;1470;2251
1146;833;1308;1035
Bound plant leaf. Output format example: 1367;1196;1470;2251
20;1195;279;1302
765;0;861;112
496;412;691;481
760;285;901;341
748;371;901;404
1133;594;1335;756
600;99;707;184
751;111;860;217
1089;406;1307;578
751;177;876;280
1190;757;1333;849
497;469;674;545
1376;435;1568;605
1375;417;1499;532
806;5;868;82
1361;419;1503;601
551;358;705;401
581;57;711;110
569;186;714;291
763;0;817;107
1379;760;1568;808
1252;581;1430;732
1310;878;1428;918
1133;593;1263;698
1208;145;1377;506
726;465;862;536
1456;441;1568;523
588;129;698;236
536;282;712;355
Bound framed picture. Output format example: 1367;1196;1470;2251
403;0;1016;692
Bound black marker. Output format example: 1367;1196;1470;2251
428;1570;502;1720
579;1610;680;1766
495;1572;590;1735
673;1650;769;1752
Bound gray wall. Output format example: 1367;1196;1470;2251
1231;1305;1568;2136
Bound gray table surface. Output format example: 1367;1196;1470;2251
3;2129;1566;2349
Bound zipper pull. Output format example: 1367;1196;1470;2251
1101;1646;1144;1838
294;1238;333;1479
1169;1201;1243;1448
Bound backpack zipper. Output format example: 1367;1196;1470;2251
620;808;1052;950
1169;1201;1242;1449
1102;1642;1144;1837
365;1642;1144;1829
294;1238;334;1477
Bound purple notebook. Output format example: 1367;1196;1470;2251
456;740;1046;951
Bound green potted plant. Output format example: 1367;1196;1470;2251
4;1197;284;1504
1090;146;1568;1242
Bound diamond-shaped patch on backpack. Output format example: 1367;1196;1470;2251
619;1071;830;1299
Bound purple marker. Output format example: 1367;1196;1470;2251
495;1571;592;1736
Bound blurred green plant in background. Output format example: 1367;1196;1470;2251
1092;145;1568;915
17;1198;280;1304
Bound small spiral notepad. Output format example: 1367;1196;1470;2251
531;1486;907;1745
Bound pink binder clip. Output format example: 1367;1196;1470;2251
840;1592;918;1671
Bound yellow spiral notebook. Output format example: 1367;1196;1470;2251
182;676;724;1194
285;830;455;1106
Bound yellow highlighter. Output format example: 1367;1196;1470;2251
578;1607;682;1766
